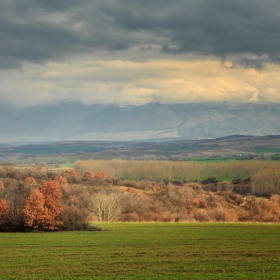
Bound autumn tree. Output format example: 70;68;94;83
39;180;63;230
0;199;9;225
22;180;63;231
22;189;45;231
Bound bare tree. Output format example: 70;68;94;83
91;191;122;221
251;168;280;196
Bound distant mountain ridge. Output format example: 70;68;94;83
0;101;280;143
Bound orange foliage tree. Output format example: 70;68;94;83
24;177;37;187
0;199;9;224
22;180;63;231
39;180;63;230
84;171;94;179
55;176;68;186
95;172;107;179
22;189;45;230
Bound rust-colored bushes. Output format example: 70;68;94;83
24;177;37;187
95;172;106;179
84;171;94;179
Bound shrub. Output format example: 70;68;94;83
201;177;218;184
193;209;210;222
95;172;107;179
55;176;68;186
208;207;228;222
232;183;252;195
58;206;87;230
218;191;244;206
24;177;37;187
84;171;94;179
120;212;140;222
64;170;76;176
249;199;280;222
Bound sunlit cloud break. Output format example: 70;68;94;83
0;1;280;106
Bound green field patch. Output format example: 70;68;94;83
256;147;280;154
1;223;280;279
185;155;256;162
59;163;75;168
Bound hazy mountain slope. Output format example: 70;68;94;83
0;101;279;142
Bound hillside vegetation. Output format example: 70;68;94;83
1;160;280;231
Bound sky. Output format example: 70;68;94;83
1;0;280;106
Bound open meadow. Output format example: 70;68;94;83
1;222;280;279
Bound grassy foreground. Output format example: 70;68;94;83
1;223;280;279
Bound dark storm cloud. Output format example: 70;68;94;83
103;0;280;57
34;0;85;11
234;58;268;70
1;0;280;69
108;42;129;51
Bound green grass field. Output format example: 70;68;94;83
256;147;280;154
58;163;75;168
1;223;280;279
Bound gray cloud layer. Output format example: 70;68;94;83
1;0;280;69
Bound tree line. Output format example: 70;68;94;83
0;163;280;231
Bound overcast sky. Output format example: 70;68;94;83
1;0;280;106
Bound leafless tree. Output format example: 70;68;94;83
91;191;122;221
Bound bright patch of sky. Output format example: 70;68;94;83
1;0;280;106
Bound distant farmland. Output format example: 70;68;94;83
7;144;103;155
1;135;280;164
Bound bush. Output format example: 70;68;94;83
201;177;218;184
84;171;94;179
193;209;210;222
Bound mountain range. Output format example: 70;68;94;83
0;101;280;143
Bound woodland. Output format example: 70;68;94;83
0;159;280;231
